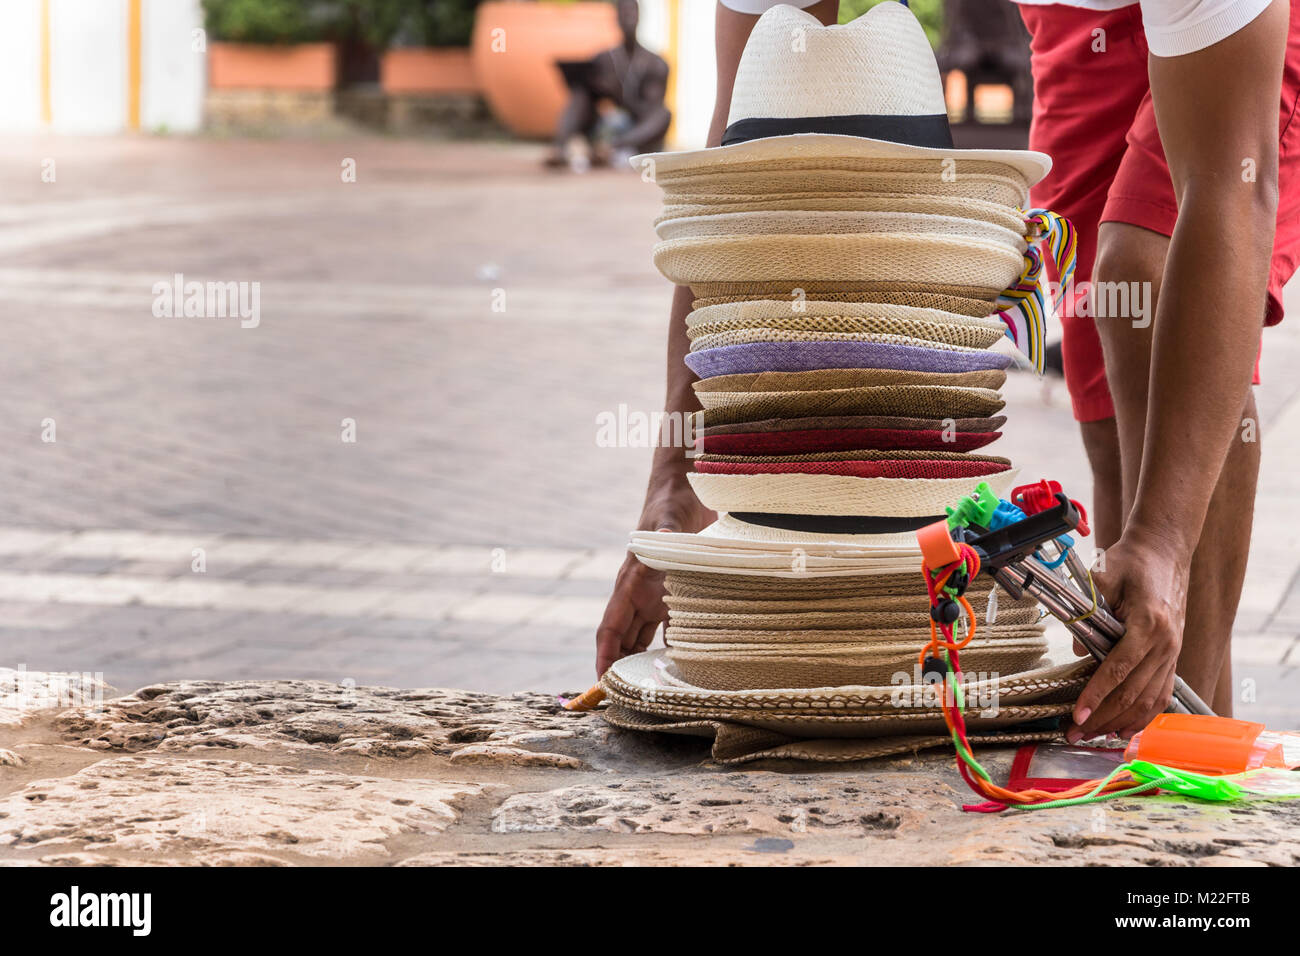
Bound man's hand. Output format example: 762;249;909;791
594;478;715;677
1067;529;1191;742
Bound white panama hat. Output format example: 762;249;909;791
631;2;1050;186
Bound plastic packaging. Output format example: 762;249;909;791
1124;713;1300;775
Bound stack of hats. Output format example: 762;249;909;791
602;2;1089;760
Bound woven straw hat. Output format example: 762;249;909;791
697;385;1006;425
685;340;1012;378
686;468;1019;518
694;368;1006;393
658;194;1028;233
701;412;1007;435
656;210;1026;249
690;282;997;315
666;639;1047;691
654;234;1025;289
600;704;1065;763
686;296;1006;329
664;567;942;596
603;648;1090;714
630;3;1049;184
688;318;1006;351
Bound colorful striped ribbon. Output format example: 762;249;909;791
994;209;1077;374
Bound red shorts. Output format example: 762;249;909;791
1020;2;1300;422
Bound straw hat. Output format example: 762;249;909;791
602;648;1090;716
654;234;1026;289
686;468;1019;518
684;340;1013;378
630;2;1049;184
666;639;1048;691
656;210;1026;248
685;296;1007;329
690;283;997;316
658;194;1028;233
688;319;1006;351
693;368;1007;393
698;423;1002;455
701;412;1008;435
600;703;1066;763
697;385;1006;425
656;169;1029;208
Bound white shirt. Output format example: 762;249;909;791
718;0;1276;57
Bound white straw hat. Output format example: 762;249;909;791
654;233;1026;288
687;468;1018;517
655;210;1026;248
631;2;1050;185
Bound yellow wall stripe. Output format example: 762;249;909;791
127;0;142;130
665;0;679;147
40;0;52;125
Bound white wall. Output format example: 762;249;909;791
0;0;205;134
50;0;128;135
142;0;206;133
0;0;43;132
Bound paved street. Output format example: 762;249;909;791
1;136;1297;723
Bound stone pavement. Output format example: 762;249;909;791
1;669;1295;866
0;136;1297;721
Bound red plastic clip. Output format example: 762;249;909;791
1011;479;1091;537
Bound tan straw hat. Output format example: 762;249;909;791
658;194;1028;233
655;210;1026;248
687;316;1007;350
631;3;1049;185
654;233;1025;289
697;384;1006;425
686;469;1019;518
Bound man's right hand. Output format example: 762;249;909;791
594;479;714;677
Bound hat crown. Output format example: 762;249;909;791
726;2;946;128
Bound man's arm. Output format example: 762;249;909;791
1070;0;1287;738
594;0;839;676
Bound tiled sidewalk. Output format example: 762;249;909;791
0;137;1296;716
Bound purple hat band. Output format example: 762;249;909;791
684;341;1013;378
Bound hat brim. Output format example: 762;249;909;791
632;133;1052;190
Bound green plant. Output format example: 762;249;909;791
346;0;485;48
838;0;943;47
201;0;351;44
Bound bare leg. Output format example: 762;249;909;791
1093;222;1259;711
1079;417;1123;549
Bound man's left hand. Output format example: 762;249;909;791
1067;529;1190;742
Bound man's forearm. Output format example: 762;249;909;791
1126;189;1275;557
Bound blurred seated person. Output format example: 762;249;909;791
545;0;671;170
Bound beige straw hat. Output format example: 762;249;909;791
602;648;1090;713
655;210;1026;249
690;283;997;315
687;317;1007;350
631;3;1048;185
655;233;1026;289
666;640;1047;692
685;296;1006;329
686;469;1019;518
657;194;1028;233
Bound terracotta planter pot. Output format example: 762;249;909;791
381;48;477;95
209;42;338;91
471;1;621;139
